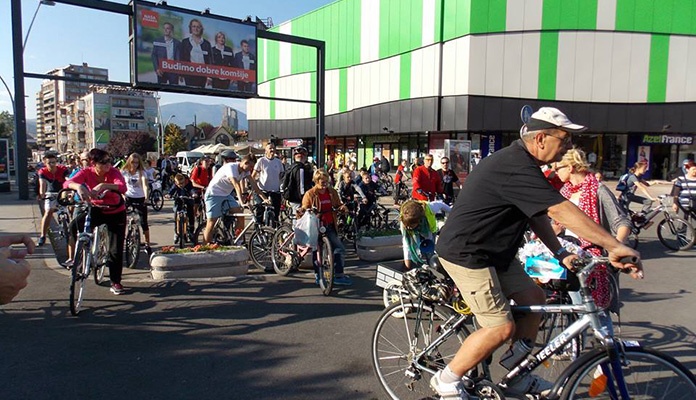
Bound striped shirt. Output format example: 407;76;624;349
673;176;696;210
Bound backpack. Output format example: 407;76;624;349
615;173;629;192
380;157;391;173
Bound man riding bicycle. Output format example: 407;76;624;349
432;107;643;399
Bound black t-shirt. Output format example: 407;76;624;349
436;140;566;270
438;169;459;197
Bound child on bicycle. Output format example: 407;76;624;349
300;170;352;286
355;170;380;228
167;174;195;243
399;200;439;270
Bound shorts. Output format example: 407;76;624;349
43;192;58;212
205;194;239;219
439;257;538;328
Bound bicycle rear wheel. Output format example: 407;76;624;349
271;224;296;276
560;346;696;399
70;242;89;316
372;302;470;400
150;189;164;211
93;225;108;285
124;223;141;269
317;236;334;296
657;217;696;251
249;227;275;272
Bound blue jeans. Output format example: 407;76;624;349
313;225;346;275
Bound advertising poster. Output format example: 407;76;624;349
94;102;111;148
637;145;651;165
132;1;257;97
0;139;8;181
444;139;471;182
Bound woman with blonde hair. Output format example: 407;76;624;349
301;169;351;286
121;153;152;254
554;148;634;311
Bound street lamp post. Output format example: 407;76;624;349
23;1;56;51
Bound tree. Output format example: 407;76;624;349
104;131;156;158
0;111;14;146
163;123;187;155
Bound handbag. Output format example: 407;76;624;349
294;211;319;250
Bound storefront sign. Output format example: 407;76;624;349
641;134;694;145
283;139;303;148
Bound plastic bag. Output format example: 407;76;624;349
294;211;319;250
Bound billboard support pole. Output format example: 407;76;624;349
11;0;28;200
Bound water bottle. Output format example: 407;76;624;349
499;338;532;370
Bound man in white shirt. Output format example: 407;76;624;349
204;152;269;244
252;143;284;224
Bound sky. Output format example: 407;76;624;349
0;0;335;121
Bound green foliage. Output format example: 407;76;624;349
163;123;187;155
0;111;13;141
104;131;156;158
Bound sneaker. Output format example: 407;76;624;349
110;283;125;295
314;273;320;285
145;245;152;255
62;259;74;270
37;236;46;246
173;234;179;243
506;374;553;396
430;370;470;400
333;275;353;286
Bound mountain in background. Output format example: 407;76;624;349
160;102;248;130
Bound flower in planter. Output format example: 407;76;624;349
158;244;243;254
358;227;401;239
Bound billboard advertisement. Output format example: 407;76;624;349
131;1;257;97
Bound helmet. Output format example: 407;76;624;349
220;149;238;160
293;146;308;155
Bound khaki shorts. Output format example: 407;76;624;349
440;257;538;328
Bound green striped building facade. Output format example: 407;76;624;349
249;0;696;175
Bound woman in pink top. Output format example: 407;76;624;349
65;149;128;295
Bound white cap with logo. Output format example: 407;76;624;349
525;107;587;133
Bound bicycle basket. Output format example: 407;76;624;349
402;268;451;302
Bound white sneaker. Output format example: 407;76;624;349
506;374;553;396
430;370;470;400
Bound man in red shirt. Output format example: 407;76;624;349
36;153;69;246
412;154;442;201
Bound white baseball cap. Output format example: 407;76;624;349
525;107;587;133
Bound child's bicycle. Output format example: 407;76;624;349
618;194;695;251
371;254;696;400
270;208;335;296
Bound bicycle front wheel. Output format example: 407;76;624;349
561;346;696;399
318;236;334;296
372;302;470;400
150;190;164;211
70;242;89;316
124;224;141;269
271;224;296;276
249;227;275;272
657;217;696;251
176;213;186;249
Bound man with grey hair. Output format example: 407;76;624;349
432;107;643;399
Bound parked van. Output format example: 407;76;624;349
175;151;205;176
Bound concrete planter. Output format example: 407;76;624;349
149;247;250;280
356;235;402;262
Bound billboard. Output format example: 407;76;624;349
131;1;257;97
444;139;471;182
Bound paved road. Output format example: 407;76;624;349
0;183;694;400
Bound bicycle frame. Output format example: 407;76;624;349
394;258;633;398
